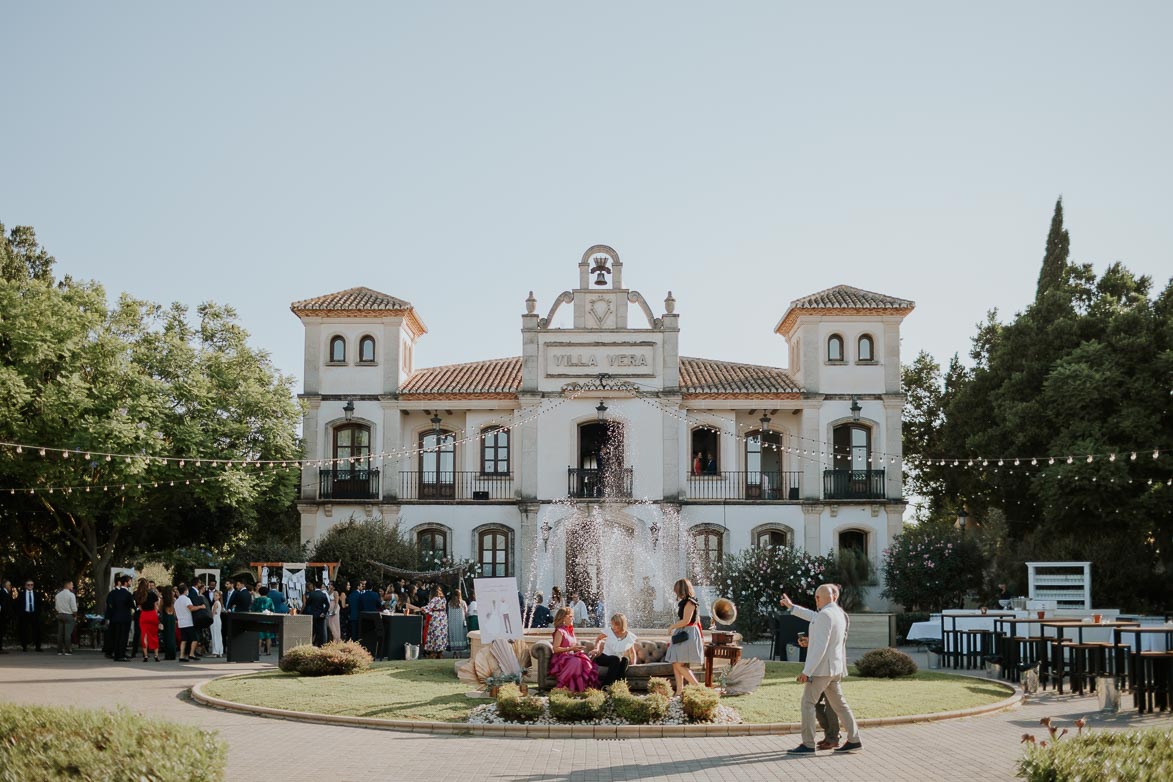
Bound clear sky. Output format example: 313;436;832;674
4;2;1171;386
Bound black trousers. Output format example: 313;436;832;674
18;615;42;650
110;620;131;660
596;654;629;686
312;617;327;647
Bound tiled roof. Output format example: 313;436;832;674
788;285;915;310
400;357;523;396
291;286;412;313
679;357;802;395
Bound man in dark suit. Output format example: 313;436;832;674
355;580;384;655
0;579;14;653
304;581;330;647
16;579;43;652
105;575;136;661
232;579;253;612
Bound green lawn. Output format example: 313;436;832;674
202;660;1011;725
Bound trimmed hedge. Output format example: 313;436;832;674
1018;726;1173;782
0;702;226;782
548;688;607;722
495;683;544;723
278;641;372;676
855;647;918;678
608;681;669;724
646;677;673;699
681;684;720;722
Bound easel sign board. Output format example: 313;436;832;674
473;577;522;643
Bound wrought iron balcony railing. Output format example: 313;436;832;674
567;467;634;499
686;470;802;501
822;469;886;500
399;471;514;501
318;469;380;500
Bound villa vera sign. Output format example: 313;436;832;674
544;343;656;377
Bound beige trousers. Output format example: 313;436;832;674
800;676;859;748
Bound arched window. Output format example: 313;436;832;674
481;427;510;475
839;529;867;556
857;334;874;362
478;528;510;577
333;424;371;468
832;424;871;472
359;335;376;363
329;336;346;363
754;525;792;549
690;428;719;474
419;430;456;498
827;334;844;362
417;528;448;564
692;527;723;582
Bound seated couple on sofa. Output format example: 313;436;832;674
546;608;639;692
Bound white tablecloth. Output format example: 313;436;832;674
906;621;940;642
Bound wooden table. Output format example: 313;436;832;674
704;643;742;687
1039;620;1138;693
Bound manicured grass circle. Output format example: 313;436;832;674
202;660;1011;725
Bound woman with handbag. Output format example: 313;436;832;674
664;578;704;695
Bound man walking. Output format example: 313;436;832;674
54;580;78;655
782;584;862;754
16;579;43;652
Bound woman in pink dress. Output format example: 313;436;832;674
547;607;599;692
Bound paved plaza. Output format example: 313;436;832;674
1;652;1168;781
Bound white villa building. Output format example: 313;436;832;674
292;245;913;608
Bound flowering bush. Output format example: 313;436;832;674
719;546;836;641
881;525;987;611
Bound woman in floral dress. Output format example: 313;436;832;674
423;585;449;658
547;607;599;692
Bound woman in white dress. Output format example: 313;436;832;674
326;584;342;642
209;591;224;657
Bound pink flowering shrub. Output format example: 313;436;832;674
881;525;987;611
719;545;836;640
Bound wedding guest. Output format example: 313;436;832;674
160;587;178;661
548;607;598;692
269;584;288;614
174;582;206;662
139;588;160;662
665;578;704;695
0;579;14;653
548;587;564;612
54;579;78;656
209;590;224;657
251;585;277;655
16;578;44;652
304;581;330;647
338;581;351;640
528;593;552;628
326;584;342;642
447;588;468;652
131;578;150;657
569;592;590;627
105;575;135;661
422;585;448;659
591;613;638;686
348;580;364;637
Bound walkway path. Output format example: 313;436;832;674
1;651;1166;781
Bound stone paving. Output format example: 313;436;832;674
0;650;1168;781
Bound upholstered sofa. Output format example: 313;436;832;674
530;638;679;691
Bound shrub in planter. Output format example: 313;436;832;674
495;683;545;723
856;647;918;678
548;688;607;722
0;702;227;782
277;644;320;674
609;681;670;725
646;677;673;699
680;684;720;722
278;641;372;676
1019;726;1173;782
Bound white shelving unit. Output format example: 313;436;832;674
1026;561;1092;609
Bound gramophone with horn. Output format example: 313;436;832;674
709;597;738;646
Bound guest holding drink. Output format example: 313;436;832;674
548;607;598;692
665;578;704;695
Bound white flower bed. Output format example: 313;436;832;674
466;695;743;726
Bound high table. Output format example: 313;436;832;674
1113;625;1173;713
224;612;312;663
992;617;1050;681
1038;619;1138;694
360;612;423;660
939;612;1016;669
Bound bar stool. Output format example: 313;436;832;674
1065;643;1107;695
1136;651;1173;714
963;629;988;669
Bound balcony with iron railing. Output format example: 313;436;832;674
318;469;381;501
399;471;514;501
823;469;886;500
568;467;634;499
685;470;803;501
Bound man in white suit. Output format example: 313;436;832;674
780;584;862;754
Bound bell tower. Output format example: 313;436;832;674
573;245;629;329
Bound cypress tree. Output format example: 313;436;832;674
1035;197;1070;299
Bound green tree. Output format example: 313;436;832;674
308;516;419;587
0;224;302;598
1035;197;1070;300
881;524;987;611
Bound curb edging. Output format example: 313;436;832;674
190;672;1021;739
